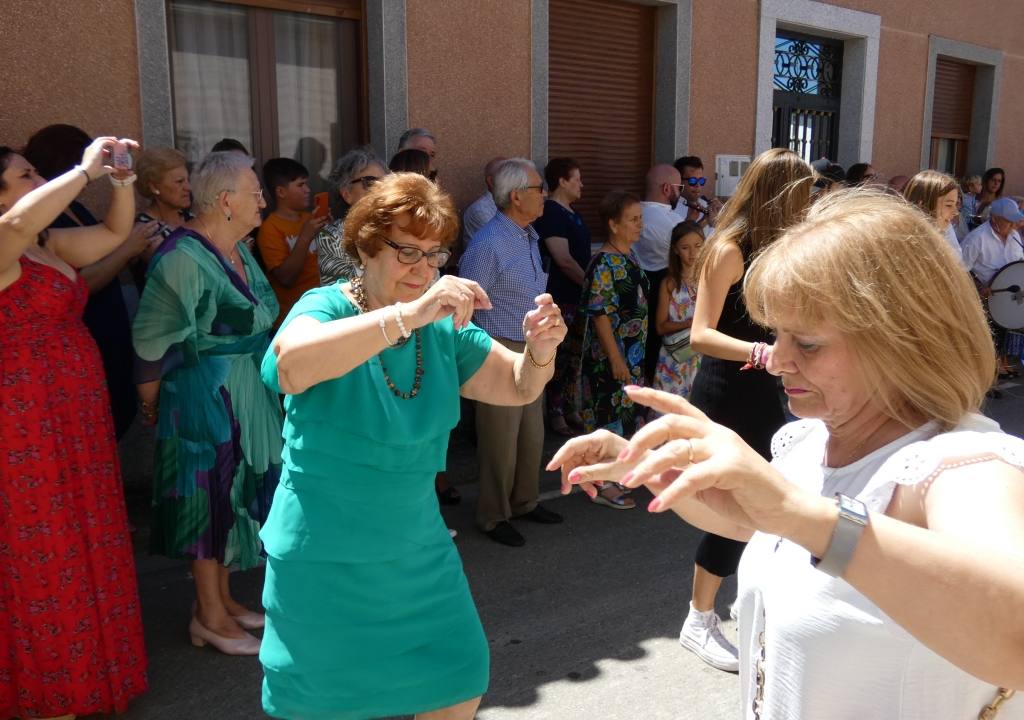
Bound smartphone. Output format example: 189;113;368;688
111;141;133;171
313;192;330;219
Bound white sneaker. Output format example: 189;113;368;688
679;605;740;673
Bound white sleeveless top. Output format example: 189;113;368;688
736;414;1024;719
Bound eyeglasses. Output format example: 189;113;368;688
227;188;264;201
350;175;380;190
522;184;545;193
381;237;452;268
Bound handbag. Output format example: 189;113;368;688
662;328;692;363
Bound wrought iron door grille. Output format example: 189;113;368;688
772;31;843;163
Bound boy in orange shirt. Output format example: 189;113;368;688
257;158;328;326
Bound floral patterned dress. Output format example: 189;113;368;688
577;250;649;436
654;279;702;399
1;257;147;718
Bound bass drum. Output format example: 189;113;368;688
988;260;1024;330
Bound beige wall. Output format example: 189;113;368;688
405;0;533;212
688;0;760;165
1;1;143;150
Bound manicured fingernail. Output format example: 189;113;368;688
624;384;640;391
620;472;633;485
568;470;581;482
617;447;630;460
647;497;662;512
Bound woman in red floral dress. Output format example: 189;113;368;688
0;137;147;719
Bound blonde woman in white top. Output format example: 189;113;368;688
551;188;1024;719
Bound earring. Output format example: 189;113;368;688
226;212;232;222
154;189;160;195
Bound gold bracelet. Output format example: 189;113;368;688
526;347;554;369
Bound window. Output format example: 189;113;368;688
771;31;843;163
929;57;975;179
168;0;363;192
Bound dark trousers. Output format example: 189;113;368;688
695;532;747;577
642;267;667;385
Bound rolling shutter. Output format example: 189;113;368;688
548;0;655;241
932;57;975;139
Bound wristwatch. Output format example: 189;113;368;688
811;493;869;577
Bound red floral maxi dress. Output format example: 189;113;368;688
0;257;147;718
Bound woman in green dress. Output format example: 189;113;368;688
259;172;566;719
134;151;283;656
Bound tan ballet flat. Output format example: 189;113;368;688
188;616;261;656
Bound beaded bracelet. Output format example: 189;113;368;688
379;313;398;346
526;347;554;369
394;303;411;339
109;173;138;187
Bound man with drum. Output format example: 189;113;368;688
961;196;1024;386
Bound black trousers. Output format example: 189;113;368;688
642;267;667;385
695;532;747;577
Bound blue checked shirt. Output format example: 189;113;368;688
459;211;548;342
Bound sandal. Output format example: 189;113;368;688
549;415;575;437
591;487;636;510
437;486;462;506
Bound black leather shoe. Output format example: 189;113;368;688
519;503;564;524
485;521;525;547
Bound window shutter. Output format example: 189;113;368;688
932;57;975;139
548;0;655;241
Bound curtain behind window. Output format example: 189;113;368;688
170;1;253;164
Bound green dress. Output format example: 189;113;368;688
259;286;493;719
132;228;283;568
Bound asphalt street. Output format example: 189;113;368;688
103;378;1023;720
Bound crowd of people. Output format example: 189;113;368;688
1;119;1022;720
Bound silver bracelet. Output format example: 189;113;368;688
394;303;411;339
379;313;398;346
109;172;137;187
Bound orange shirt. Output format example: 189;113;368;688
256;211;319;326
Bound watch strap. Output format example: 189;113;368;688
812;493;869;577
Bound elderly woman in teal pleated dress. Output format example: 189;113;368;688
259;172;566;719
134;151;283;657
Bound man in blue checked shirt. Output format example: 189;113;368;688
460;158;565;547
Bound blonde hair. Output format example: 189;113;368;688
745;187;995;430
903;170;958;223
694;148;812;282
342;172;459;260
136;147;188;200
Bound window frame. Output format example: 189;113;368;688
165;0;368;165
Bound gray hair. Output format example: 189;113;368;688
190;151;255;214
492;158;537;210
397;127;435;151
328;146;386;210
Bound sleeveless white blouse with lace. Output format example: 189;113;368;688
735;413;1024;719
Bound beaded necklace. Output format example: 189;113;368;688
350;276;424;399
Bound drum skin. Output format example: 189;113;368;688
989;260;1024;330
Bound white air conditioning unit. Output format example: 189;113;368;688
715;155;752;198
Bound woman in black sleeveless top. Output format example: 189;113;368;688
679;149;813;672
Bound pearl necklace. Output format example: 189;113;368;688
350;275;424;400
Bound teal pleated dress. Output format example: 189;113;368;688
259;286;493;719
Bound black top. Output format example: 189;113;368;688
533;199;592;306
49;201;137;438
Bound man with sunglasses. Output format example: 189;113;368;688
672;155;721;234
459;158;564;547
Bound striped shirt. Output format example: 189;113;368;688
459;211;548;342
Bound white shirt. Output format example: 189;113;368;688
736;414;1024;720
635;201;679;272
462;192;498;246
960;221;1024;285
941;223;967;269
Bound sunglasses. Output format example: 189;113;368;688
684;177;706;187
382;237;452;268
